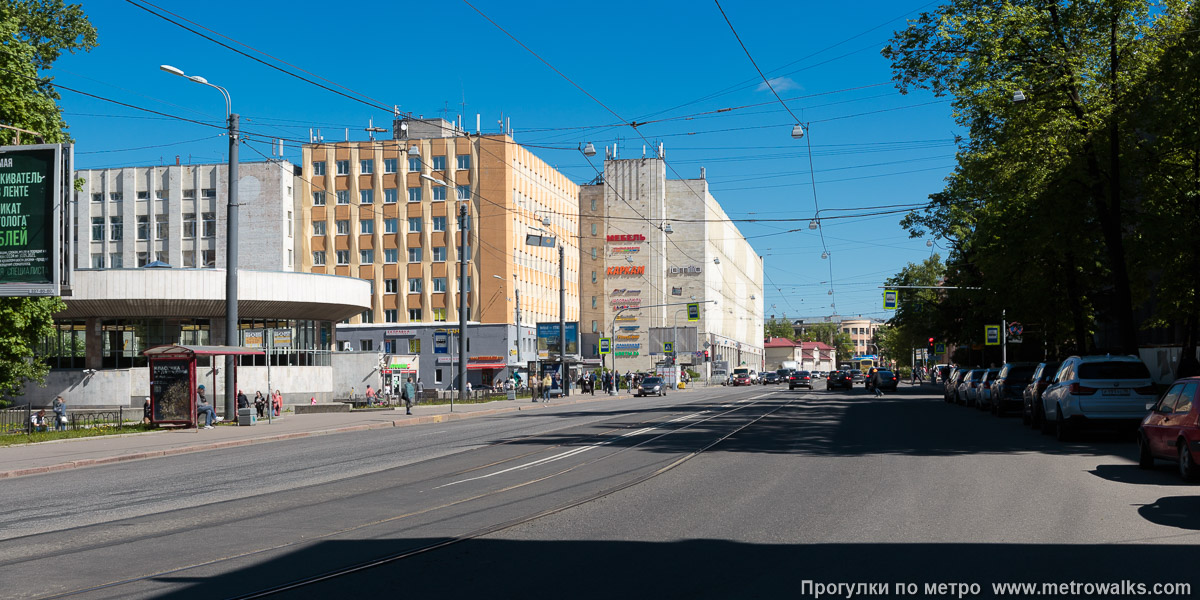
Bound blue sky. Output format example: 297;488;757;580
57;0;958;322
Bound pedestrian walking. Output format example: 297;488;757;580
143;396;152;424
542;373;552;401
366;385;376;405
237;390;249;409
52;395;67;431
253;391;266;418
401;376;417;415
272;389;283;417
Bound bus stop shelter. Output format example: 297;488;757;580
143;344;265;428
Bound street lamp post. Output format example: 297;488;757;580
421;172;470;408
161;64;239;420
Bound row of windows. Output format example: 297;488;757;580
378;308;462;323
90;213;218;241
312;215;469;236
312;155;470;177
311;245;469;266
89;249;216;269
311;185;471;206
90;189;217;202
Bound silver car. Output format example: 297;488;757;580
636;376;668;397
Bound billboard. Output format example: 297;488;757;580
0;144;62;296
537;322;578;357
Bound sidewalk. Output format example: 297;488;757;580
0;388;663;480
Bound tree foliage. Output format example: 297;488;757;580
883;0;1197;361
796;322;855;364
0;0;96;400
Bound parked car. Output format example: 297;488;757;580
1040;355;1156;440
1138;377;1200;481
957;369;985;405
789;370;813;390
731;372;753;386
871;369;899;392
811;371;825;380
826;370;853;390
975;368;1002;410
945;368;968;403
1023;361;1062;428
761;372;779;384
849;369;864;384
990;362;1037;416
636;376;668;397
934;365;952;385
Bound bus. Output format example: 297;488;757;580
850;357;876;374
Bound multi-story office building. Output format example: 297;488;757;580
792;316;885;359
29;160;370;407
298;119;580;389
579;155;765;375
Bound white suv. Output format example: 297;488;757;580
1040;355;1156;441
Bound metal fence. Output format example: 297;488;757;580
1;405;134;435
1;404;31;435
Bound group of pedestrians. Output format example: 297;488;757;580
196;385;282;429
29;396;69;433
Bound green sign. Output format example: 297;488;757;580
883;289;898;310
599;337;611;355
0;145;60;296
663;341;675;354
985;325;1001;346
686;302;700;321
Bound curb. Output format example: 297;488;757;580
0;389;663;479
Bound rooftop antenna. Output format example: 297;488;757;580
364;117;387;141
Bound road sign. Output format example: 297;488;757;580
663;341;675;354
883;289;898;310
1009;335;1023;344
934;342;946;354
599;337;611;355
985;325;1001;346
1008;322;1023;336
687;302;700;321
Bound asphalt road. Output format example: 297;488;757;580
4;384;1199;599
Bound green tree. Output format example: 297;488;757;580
764;317;795;340
796;322;854;365
0;0;96;400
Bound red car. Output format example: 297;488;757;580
731;373;753;386
1138;377;1200;481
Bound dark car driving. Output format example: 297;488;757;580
871;369;899;392
826;370;853;390
761;371;779;384
789;370;813;390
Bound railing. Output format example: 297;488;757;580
1;406;134;435
1;404;31;435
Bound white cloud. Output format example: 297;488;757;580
756;77;801;92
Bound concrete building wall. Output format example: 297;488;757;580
579;185;606;355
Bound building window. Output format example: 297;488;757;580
360;219;374;234
336;250;350;265
591;296;597;309
110;217;123;241
432;246;446;262
432;216;446;231
156;215;169;240
591;223;597;236
183;188;196;199
591;198;597;211
408;157;421;172
91;254;103;269
202;249;215;267
592;320;598;333
360;339;373;351
360;189;374;204
360;249;374;264
313;161;326;176
183;213;196;238
336;220;349;235
383;218;397;234
456;154;470;170
384;248;398;263
136;216;149;240
591;271;596;283
384;188;398;203
433;277;447;292
109;192;123;201
408;278;422;293
313;191;326;206
384;278;398;293
156;189;168;200
202;213;216;237
408;308;422;321
384;309;398;323
383;158;397;174
91;192;102;203
313;221;326;236
433;308;447;322
91;217;103;241
136;191;148;200
336;160;349;175
407;217;421;232
432;156;446;170
457;276;472;292
407;187;421;203
111;253;123;269
435;368;443;384
457;214;471;230
313;251;326;266
336;190;349;205
360;159;374;174
432;186;446;202
409;338;422;353
408;247;422;262
201;188;216;198
456;185;470;201
136;251;148;267
591;247;597;260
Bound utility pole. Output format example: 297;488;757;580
559;243;567;398
458;201;468;408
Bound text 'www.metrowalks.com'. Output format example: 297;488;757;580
800;580;1192;598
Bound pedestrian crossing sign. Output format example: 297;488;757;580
664;341;675;354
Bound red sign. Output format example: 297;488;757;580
469;356;504;362
607;234;646;242
607;266;645;275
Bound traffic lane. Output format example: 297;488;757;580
0;388;774;599
0;388;732;542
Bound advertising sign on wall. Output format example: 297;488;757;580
537;322;579;356
607;266;644;276
0;144;62;297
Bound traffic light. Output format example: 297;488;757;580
927;337;936;354
704;350;710;362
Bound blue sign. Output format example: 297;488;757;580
434;330;448;354
537;322;579;356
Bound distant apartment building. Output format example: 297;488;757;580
792;316;885;358
298;119;580;389
579;154;765;375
